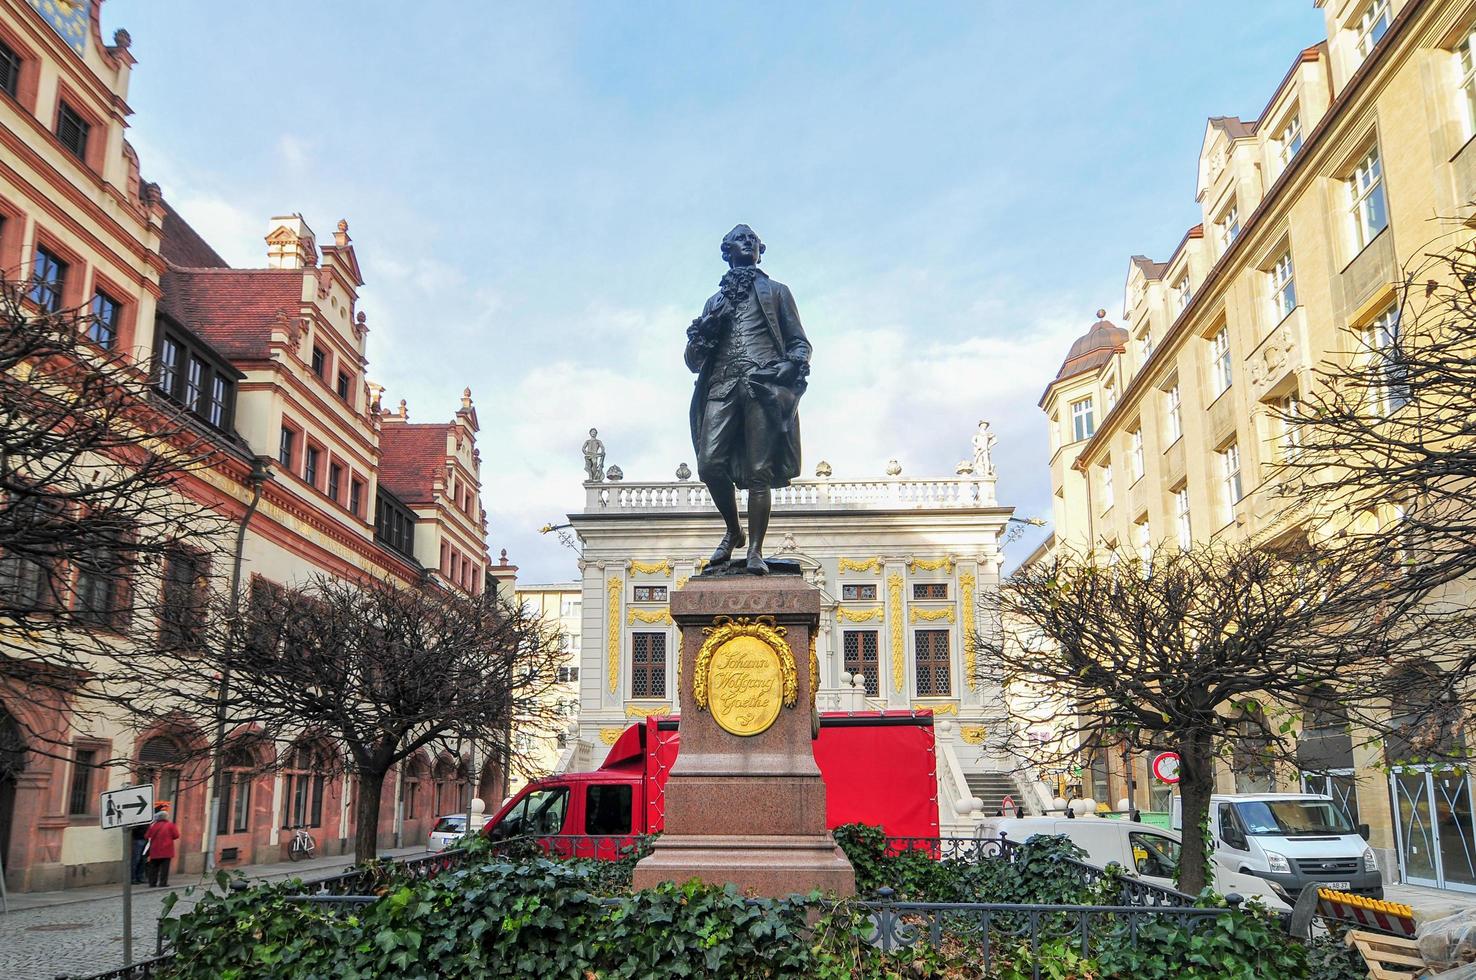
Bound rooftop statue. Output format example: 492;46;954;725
684;225;812;574
972;420;997;477
582;428;605;483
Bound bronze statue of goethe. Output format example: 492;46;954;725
684;225;812;575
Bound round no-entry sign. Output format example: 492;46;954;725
1151;751;1181;784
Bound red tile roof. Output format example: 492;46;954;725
159;199;230;269
158;267;304;359
378;424;450;504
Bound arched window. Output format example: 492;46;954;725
1231;708;1277;794
282;743;328;829
1297;686;1358;823
138;735;185;811
217;742;257;835
403;755;428;821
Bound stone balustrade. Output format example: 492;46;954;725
584;475;998;513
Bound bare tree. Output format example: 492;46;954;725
129;573;567;861
982;536;1455;894
0;275;229;755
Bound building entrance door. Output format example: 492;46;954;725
0;704;23;873
1301;769;1359;826
1390;767;1476;892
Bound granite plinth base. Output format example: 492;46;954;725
631;834;856;898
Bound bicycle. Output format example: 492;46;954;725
288;826;316;862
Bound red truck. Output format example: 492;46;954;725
483;711;939;858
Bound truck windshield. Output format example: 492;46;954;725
1233;800;1353;836
490;787;569;839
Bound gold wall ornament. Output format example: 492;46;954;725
808;631;819;708
910;607;956;624
627;607;673;625
960;571;978;690
887;574;905;693
838;556;883;573
835;606;884;623
908;556;956;573
606;577;622;693
692;617;798;737
960;725;987;744
599;728;626;745
625;703;671;718
676;576;690;591
631;558;674;576
913;701;959;715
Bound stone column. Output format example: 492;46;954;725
632;571;855;897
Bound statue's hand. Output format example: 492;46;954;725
763;360;799;387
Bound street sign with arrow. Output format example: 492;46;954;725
100;784;155;830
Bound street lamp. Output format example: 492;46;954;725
204;454;273;872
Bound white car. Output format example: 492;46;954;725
427;813;492;852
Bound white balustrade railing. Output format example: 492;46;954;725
584;475;998;513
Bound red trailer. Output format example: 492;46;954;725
483;711;939;858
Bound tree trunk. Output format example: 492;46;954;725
353;767;388;862
1176;730;1216;896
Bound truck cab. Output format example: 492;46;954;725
1204;793;1382;901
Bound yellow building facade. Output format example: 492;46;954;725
1040;0;1476;892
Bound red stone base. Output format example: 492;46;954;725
632;834;856;897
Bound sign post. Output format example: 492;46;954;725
101;784;154;967
1150;751;1181;785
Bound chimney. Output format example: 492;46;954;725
265;214;318;269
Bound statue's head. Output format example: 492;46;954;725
588;427;598;438
720;224;764;268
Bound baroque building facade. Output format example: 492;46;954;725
0;0;491;890
563;445;1026;834
1038;0;1476;893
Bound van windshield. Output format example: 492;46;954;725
1233;800;1354;836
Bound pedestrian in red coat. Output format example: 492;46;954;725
144;810;180;887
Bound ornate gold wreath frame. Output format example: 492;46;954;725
692;615;798;712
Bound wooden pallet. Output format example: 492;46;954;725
1345;929;1426;980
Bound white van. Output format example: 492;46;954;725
978;815;1290;911
1196;793;1382;902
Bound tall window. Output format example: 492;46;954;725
1129;429;1145;482
310;346;326;378
1276;392;1303;460
137;736;184;812
89;289;121;348
1459;30;1476;136
217;744;254;835
843;630;879;697
1099;464;1114;512
349;478;364;518
304;445;321;487
0;36;20;99
1365;303;1409;412
1137;329;1154;365
1134;518;1153;564
1220;442;1244;521
158;337;180;397
1165;385;1183;442
1070;398;1095;442
30;244;67;312
914;630;951;697
208;376;228;428
159;546;207;652
1209;328;1233;396
154;327;235;429
1348;145;1388;251
282;744;326;829
278;427;295;468
1354;0;1391;60
68;747;97;816
55;101;89;161
73;541;128;631
1103;381;1117;413
1173;274;1192;314
0;497;60;609
1216;203;1240;251
184;357;205;413
1277;114;1303;170
336;370;351;401
631;632;666;698
327;462;343;503
1269;250;1297;322
1174;489;1193;551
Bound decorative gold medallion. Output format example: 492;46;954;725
693;616;796;737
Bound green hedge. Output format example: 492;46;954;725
157;829;1367;979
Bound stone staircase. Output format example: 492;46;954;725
966;770;1025;815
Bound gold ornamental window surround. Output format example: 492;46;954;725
838;556;883;574
835;606;884;623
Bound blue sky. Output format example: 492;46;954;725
104;2;1327;582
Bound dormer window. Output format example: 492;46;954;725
1216;203;1240;252
154;322;237;431
1070;397;1095;442
56;101;89;161
1354;0;1391;61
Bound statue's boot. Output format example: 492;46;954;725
710;527;745;565
746;489;771;575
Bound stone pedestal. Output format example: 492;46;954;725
632;572;856;897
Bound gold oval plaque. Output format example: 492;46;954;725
706;635;784;736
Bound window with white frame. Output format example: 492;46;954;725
1216;202;1240;252
1174;488;1192;550
1276;113;1303;171
1275;392;1303;460
1070;397;1095;442
1165;384;1183;442
1458;29;1476;137
1354;0;1391;61
1104;381;1118;413
1137;328;1154;366
1210;327;1233;396
1100;464;1114;512
1134;518;1152;565
1269;249;1297;322
1347;145;1388;251
1364;303;1409;413
1129;428;1145;482
1173;274;1192;314
1219;441;1244;522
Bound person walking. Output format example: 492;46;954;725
143;806;180;887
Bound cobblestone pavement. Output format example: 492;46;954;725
0;846;431;980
